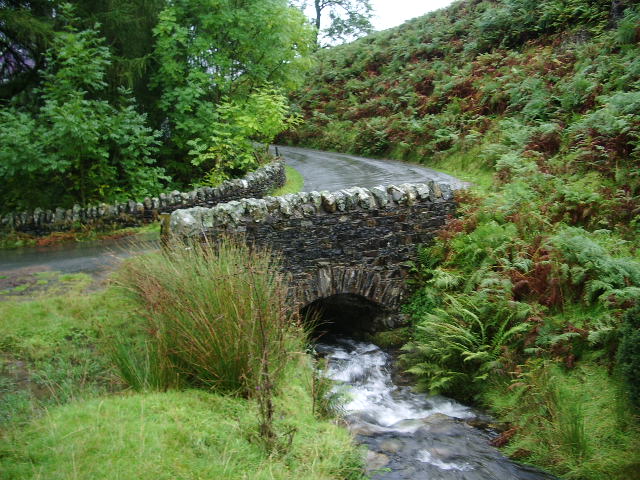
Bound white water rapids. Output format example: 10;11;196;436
316;337;557;480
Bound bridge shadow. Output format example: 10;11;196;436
301;293;389;338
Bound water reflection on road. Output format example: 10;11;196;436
0;233;158;277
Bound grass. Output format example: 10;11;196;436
0;283;139;426
0;222;161;250
1;369;362;479
0;272;93;298
428;145;495;192
484;362;640;479
270;165;304;196
0;241;364;479
112;239;299;396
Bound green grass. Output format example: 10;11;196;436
1;370;362;479
429;146;495;193
0;244;364;479
483;362;640;479
0;284;139;425
270;165;304;196
112;239;300;396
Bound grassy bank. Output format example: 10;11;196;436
0;240;363;479
399;139;640;478
283;1;640;476
271;165;305;196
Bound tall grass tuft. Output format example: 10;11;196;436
555;395;588;460
112;237;301;398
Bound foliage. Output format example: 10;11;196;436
283;0;640;477
485;362;640;479
112;238;302;397
0;270;363;479
151;0;314;181
403;292;531;401
0;0;55;98
0;0;164;107
299;0;373;46
1;0;315;212
617;305;640;409
0;6;165;211
188;88;302;185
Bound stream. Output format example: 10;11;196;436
316;337;557;480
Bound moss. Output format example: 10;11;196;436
370;327;411;349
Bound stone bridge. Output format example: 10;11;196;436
169;181;457;333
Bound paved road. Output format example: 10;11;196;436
0;233;159;276
0;147;463;276
274;145;467;192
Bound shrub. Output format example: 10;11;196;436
617;305;640;409
0;8;165;211
402;291;531;401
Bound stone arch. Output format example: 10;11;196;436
294;265;410;334
301;293;386;336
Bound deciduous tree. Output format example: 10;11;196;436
299;0;374;46
151;0;314;182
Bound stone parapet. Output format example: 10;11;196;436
0;160;285;235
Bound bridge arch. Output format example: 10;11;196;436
296;265;407;334
301;293;386;336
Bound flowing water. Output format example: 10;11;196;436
316;337;556;480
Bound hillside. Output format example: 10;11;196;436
288;0;638;195
286;1;640;478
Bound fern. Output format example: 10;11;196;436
402;292;532;400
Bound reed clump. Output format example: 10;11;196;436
112;237;300;398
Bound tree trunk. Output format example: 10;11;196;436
314;0;322;47
314;0;322;30
610;0;626;24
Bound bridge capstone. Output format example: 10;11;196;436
169;181;457;331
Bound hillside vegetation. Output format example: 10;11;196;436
286;1;640;478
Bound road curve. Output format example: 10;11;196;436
0;148;464;276
273;145;466;192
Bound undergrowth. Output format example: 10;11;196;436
400;145;640;478
0;240;364;478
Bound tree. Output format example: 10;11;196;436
67;0;166;120
304;0;374;46
0;6;164;211
0;0;56;99
0;0;164;107
188;86;302;185
151;0;314;183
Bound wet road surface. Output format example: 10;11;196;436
0;233;158;278
274;145;467;192
0;147;463;277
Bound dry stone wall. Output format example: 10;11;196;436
0;161;285;235
170;181;457;329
